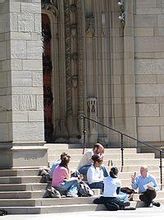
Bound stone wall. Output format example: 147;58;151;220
134;0;164;144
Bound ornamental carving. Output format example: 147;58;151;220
85;14;95;37
41;0;59;16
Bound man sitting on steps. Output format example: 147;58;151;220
131;165;160;207
78;143;109;177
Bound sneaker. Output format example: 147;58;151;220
152;201;160;207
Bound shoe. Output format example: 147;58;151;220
124;202;130;207
139;194;144;201
152;201;160;207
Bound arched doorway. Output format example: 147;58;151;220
42;13;53;142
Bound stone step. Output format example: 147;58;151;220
48;147;138;155
2;198;164;214
48;153;155;162
0;169;39;177
0;183;47;191
1;203;105;214
65;159;159;170
110;159;159;166
0;176;42;184
0;197;95;207
68;165;160;173
0;190;45;199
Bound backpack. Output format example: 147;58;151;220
120;187;135;194
44;187;61;198
78;181;94;197
0;209;7;216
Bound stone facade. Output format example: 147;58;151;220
0;0;164;167
134;0;164;146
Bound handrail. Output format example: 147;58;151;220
81;115;163;190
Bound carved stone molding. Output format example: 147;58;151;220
41;0;59;16
87;97;98;143
64;0;72;117
85;14;95;37
118;0;125;27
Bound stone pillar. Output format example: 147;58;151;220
0;0;47;168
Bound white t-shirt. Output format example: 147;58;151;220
77;150;93;170
87;165;104;184
103;176;121;197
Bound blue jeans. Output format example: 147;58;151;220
117;191;129;203
78;165;109;177
89;181;104;191
56;179;79;196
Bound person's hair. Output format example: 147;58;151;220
140;165;148;172
93;143;104;154
110;167;119;178
91;154;103;163
60;152;69;160
59;155;70;169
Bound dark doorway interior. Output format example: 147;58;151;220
42;13;53;142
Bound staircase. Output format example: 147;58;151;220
0;143;164;214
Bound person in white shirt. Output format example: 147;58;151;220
87;154;104;191
93;167;131;210
78;143;108;177
103;167;129;203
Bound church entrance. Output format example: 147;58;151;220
42;13;53;142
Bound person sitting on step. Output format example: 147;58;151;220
52;154;81;197
93;166;133;211
50;152;68;178
131;165;160;207
87;154;105;191
78;143;109;177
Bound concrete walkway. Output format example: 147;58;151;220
1;206;164;220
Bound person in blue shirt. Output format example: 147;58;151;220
131;165;160;207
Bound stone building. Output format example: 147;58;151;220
0;0;164;168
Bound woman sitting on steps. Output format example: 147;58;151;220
52;154;81;197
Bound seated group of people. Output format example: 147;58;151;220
49;143;161;209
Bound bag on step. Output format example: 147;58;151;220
120;187;135;194
0;209;8;216
78;181;94;197
44;187;61;198
39;168;51;183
